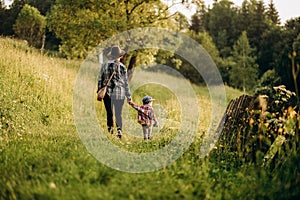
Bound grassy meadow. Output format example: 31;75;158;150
0;37;299;200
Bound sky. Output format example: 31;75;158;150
165;0;300;25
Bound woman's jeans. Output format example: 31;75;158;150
103;94;124;131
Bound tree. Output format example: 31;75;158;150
245;0;268;52
274;17;300;92
235;0;251;33
189;0;207;33
289;50;300;100
204;0;239;57
47;0;177;59
0;2;6;33
237;0;273;81
266;0;280;25
257;69;281;88
258;25;284;76
13;4;46;48
0;0;24;35
229;31;258;92
26;0;55;15
154;30;224;84
190;14;202;33
0;0;59;50
174;12;190;31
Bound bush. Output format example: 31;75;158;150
13;4;46;48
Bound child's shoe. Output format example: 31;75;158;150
117;129;122;139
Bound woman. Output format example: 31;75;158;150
97;45;132;139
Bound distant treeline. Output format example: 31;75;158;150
0;0;299;95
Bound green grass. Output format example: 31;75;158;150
1;37;299;200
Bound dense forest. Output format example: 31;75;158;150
0;0;299;96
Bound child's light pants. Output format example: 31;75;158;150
142;125;152;140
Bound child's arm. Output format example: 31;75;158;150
129;101;151;118
128;101;140;111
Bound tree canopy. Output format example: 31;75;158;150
13;4;46;48
0;0;299;96
229;31;258;92
47;0;175;59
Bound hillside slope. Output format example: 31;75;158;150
2;37;298;200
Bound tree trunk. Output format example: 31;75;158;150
40;34;46;55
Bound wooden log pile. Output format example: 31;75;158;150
213;87;300;167
214;95;257;161
217;94;255;150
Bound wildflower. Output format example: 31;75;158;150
49;182;56;189
288;106;297;118
264;122;269;128
249;118;255;126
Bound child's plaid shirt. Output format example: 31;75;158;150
129;101;158;126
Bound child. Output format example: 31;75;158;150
128;95;158;140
